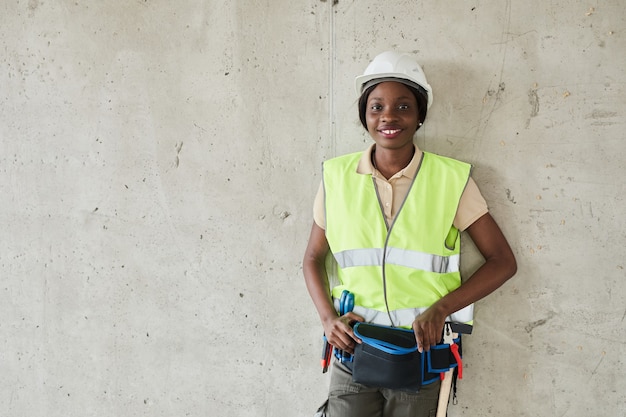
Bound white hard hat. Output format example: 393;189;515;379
354;51;433;109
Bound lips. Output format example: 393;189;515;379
377;127;403;138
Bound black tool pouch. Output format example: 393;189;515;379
351;322;462;392
351;322;423;391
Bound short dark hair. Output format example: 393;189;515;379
358;81;428;131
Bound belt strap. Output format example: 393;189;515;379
428;338;461;370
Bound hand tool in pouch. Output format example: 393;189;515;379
335;290;354;363
321;290;354;371
436;324;461;417
321;334;332;373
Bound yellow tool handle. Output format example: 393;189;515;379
436;369;454;417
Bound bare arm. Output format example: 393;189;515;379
412;213;517;352
303;222;363;353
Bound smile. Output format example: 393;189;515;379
377;128;404;139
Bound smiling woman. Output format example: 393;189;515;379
364;82;420;178
302;51;517;417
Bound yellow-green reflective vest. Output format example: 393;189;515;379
323;151;474;332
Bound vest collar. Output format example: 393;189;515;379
356;143;423;180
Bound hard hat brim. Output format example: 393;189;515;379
355;73;433;108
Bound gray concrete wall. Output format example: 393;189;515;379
1;1;624;416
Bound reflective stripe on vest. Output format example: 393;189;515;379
324;151;474;332
334;247;460;274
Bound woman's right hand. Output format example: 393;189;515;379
322;312;364;354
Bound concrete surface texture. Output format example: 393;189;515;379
1;0;624;416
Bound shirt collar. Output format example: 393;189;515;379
356;143;423;179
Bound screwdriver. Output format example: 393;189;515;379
321;334;332;373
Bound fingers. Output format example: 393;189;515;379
413;321;441;353
344;312;365;331
416;331;433;353
413;307;446;353
324;314;363;353
414;325;429;353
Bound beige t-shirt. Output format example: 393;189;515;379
313;144;488;232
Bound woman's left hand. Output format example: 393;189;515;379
412;305;446;353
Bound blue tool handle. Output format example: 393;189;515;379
345;293;354;314
340;292;354;363
339;290;349;315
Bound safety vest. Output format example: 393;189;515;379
323;151;474;332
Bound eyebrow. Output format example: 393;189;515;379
368;95;413;101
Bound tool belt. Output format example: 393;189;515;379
349;322;462;392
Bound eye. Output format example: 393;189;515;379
369;104;382;111
398;104;410;111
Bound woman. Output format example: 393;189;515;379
303;51;517;417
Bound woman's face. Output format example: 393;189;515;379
365;82;420;152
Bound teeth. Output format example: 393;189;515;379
382;129;400;135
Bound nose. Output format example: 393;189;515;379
380;107;397;122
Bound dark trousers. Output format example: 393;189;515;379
326;361;441;417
